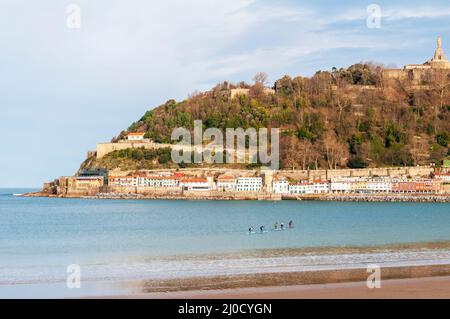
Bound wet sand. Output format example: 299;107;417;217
105;264;450;299
142;276;450;299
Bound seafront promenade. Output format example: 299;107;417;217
23;189;450;202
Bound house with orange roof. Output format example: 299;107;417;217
217;175;237;191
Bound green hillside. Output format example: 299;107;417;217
109;64;450;170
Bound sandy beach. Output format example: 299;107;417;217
138;276;450;299
101;264;450;299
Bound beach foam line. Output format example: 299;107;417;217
3;247;450;285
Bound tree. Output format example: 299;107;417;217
437;131;449;147
323;132;348;169
424;69;450;133
281;135;302;169
253;72;269;86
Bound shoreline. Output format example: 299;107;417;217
22;191;450;203
4;243;450;298
107;264;450;299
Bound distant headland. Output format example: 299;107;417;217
28;36;450;202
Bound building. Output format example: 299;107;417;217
350;179;368;193
236;177;263;192
365;178;392;193
230;87;275;99
289;181;313;195
391;179;416;193
312;180;330;194
287;180;329;195
75;176;105;191
109;173;181;188
57;175;105;195
435;173;450;182
180;178;212;191
414;180;442;193
126;132;146;141
217;175;237;191
383;36;450;84
138;176;180;188
108;175;138;187
78;168;108;184
262;171;275;193
330;177;355;193
272;178;289;194
392;179;442;194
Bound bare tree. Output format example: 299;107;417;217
323;132;349;169
299;139;312;170
424;69;450;132
253;72;269;86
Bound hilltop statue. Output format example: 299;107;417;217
434;35;446;61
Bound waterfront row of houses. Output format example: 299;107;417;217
48;170;450;196
272;177;444;195
108;173;264;192
107;173;449;194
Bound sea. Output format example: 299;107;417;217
1;188;450;298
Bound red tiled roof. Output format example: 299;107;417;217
181;178;208;183
146;176;179;180
217;176;236;181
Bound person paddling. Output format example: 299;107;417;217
289;220;294;229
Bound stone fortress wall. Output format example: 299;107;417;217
97;140;174;159
97;140;250;160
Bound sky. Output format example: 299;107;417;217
1;0;450;187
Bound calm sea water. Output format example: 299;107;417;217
1;188;450;297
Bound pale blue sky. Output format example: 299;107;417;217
1;0;450;187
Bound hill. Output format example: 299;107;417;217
94;64;450;171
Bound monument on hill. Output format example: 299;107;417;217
383;36;450;84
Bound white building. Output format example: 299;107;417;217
273;178;289;194
139;176;179;188
312;180;330;194
236;177;263;192
289;181;313;194
180;178;212;191
126;132;146;141
217;176;237;191
365;178;392;193
109;173;180;188
435;173;450;182
330;177;355;193
109;175;138;187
